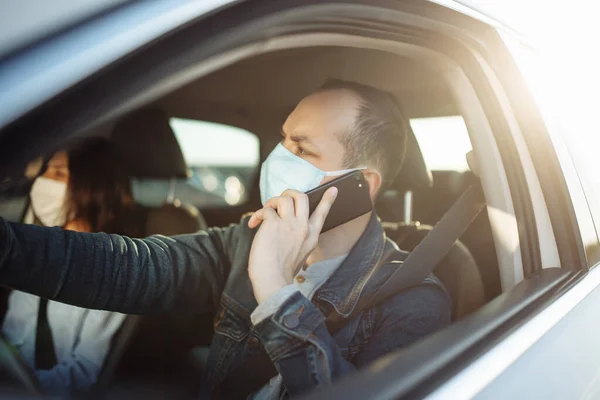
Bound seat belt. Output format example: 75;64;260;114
327;183;486;332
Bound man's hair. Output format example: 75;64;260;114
319;79;409;192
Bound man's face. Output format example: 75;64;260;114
281;89;360;177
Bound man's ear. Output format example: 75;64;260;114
362;169;382;201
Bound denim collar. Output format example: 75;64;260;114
314;212;388;317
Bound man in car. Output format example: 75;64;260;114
0;80;451;398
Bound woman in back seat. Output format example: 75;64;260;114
2;138;144;395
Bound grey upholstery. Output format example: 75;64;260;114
376;122;431;222
393;122;432;191
378;137;486;319
384;222;486;320
145;202;207;235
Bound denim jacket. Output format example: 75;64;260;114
0;213;451;399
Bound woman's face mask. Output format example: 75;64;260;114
259;143;364;205
30;177;68;227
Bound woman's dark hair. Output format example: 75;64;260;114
64;137;142;236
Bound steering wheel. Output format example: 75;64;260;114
0;334;41;395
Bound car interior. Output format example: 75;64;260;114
0;0;579;391
2;0;596;397
0;44;505;396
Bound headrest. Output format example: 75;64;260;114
389;124;432;191
111;108;189;179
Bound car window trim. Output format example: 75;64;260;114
495;33;592;270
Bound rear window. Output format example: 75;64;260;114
410;116;472;172
172;118;259;206
171;118;259;168
132;119;260;208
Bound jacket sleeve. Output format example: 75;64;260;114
254;285;451;396
0;217;246;314
35;310;126;394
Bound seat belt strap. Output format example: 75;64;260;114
327;183;486;332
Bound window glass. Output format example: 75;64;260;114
410;116;472;172
172;118;259;206
132;119;259;208
502;35;600;264
171;118;259;167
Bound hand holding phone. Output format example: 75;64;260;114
247;186;338;303
306;171;372;232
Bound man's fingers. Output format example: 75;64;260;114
281;189;309;219
253;187;336;231
264;196;295;219
248;207;279;229
308;187;338;233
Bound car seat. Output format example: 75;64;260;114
111;107;208;232
92;108;209;393
376;128;485;320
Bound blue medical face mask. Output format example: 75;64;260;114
259;143;365;205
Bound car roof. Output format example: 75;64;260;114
0;0;241;130
0;0;130;59
1;0;532;62
438;0;562;48
0;0;243;61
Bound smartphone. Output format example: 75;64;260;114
306;170;372;233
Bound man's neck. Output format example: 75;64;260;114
306;211;372;266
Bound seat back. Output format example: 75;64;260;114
92;315;142;394
145;202;207;235
384;222;486;320
97;108;210;389
375;117;432;223
111;107;206;234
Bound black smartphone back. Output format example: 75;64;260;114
306;171;372;233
